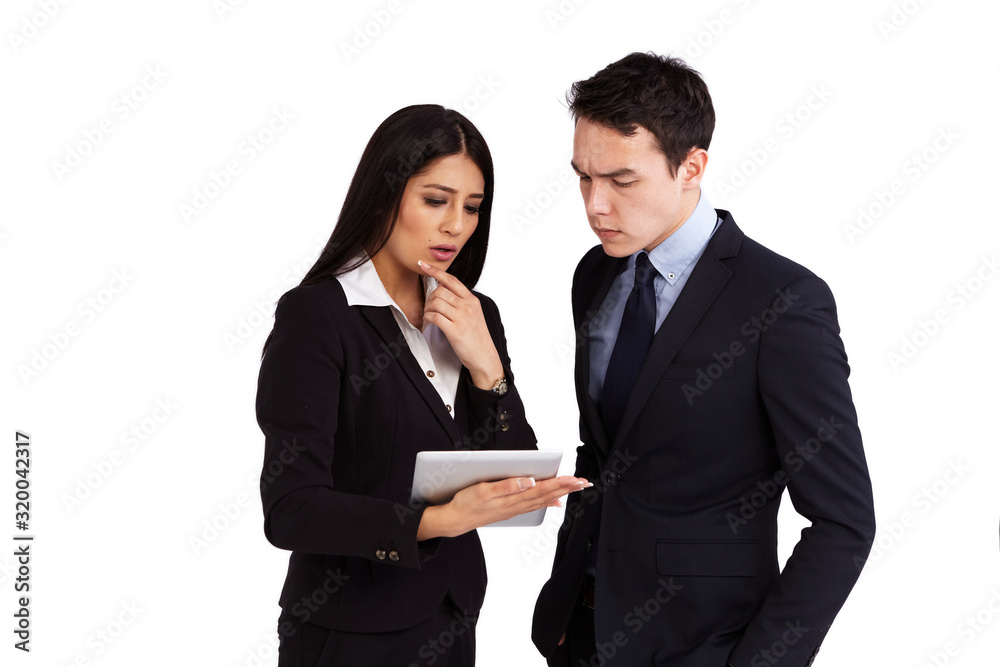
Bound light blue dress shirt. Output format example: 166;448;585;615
588;191;721;404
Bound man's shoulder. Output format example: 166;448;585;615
735;235;818;284
715;210;822;288
726;234;842;316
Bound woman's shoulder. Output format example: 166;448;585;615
271;279;355;337
277;278;349;313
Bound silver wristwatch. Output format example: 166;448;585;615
490;376;508;396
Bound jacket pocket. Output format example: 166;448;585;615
655;539;759;577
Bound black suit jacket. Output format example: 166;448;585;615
532;211;876;666
256;277;536;632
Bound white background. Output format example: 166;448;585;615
3;0;999;665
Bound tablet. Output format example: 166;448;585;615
409;450;563;527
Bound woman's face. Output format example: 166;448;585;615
373;153;485;286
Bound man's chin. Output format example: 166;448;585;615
598;238;637;258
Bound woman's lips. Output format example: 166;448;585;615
429;245;457;261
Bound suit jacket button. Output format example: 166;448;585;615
500;422;510;432
375;548;386;560
388;550;400;562
604;471;621;486
498;410;509;422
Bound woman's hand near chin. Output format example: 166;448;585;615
417;260;504;390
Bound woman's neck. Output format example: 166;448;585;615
370;254;424;327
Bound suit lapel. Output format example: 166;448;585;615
576;253;627;458
611;211;743;450
358;306;463;445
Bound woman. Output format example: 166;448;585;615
256;105;588;666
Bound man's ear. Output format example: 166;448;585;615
679;147;708;190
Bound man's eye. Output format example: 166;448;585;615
579;175;591;182
614;180;635;188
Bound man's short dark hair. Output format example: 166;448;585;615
568;52;715;177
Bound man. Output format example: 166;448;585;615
532;53;876;666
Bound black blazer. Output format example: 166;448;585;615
256;277;536;632
532;211;876;666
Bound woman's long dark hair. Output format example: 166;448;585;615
262;105;495;356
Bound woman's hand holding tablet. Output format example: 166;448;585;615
416;474;592;540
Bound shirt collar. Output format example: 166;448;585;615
639;190;718;286
336;254;439;321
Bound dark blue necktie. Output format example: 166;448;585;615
601;252;657;437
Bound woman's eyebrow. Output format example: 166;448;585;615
421;183;484;199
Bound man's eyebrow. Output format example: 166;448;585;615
421;183;484;199
570;161;637;179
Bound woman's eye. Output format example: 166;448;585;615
425;198;447;206
465;205;481;215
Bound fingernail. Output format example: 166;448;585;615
518;477;535;491
417;260;429;268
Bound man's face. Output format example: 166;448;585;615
571;117;703;257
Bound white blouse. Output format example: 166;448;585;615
335;257;461;417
